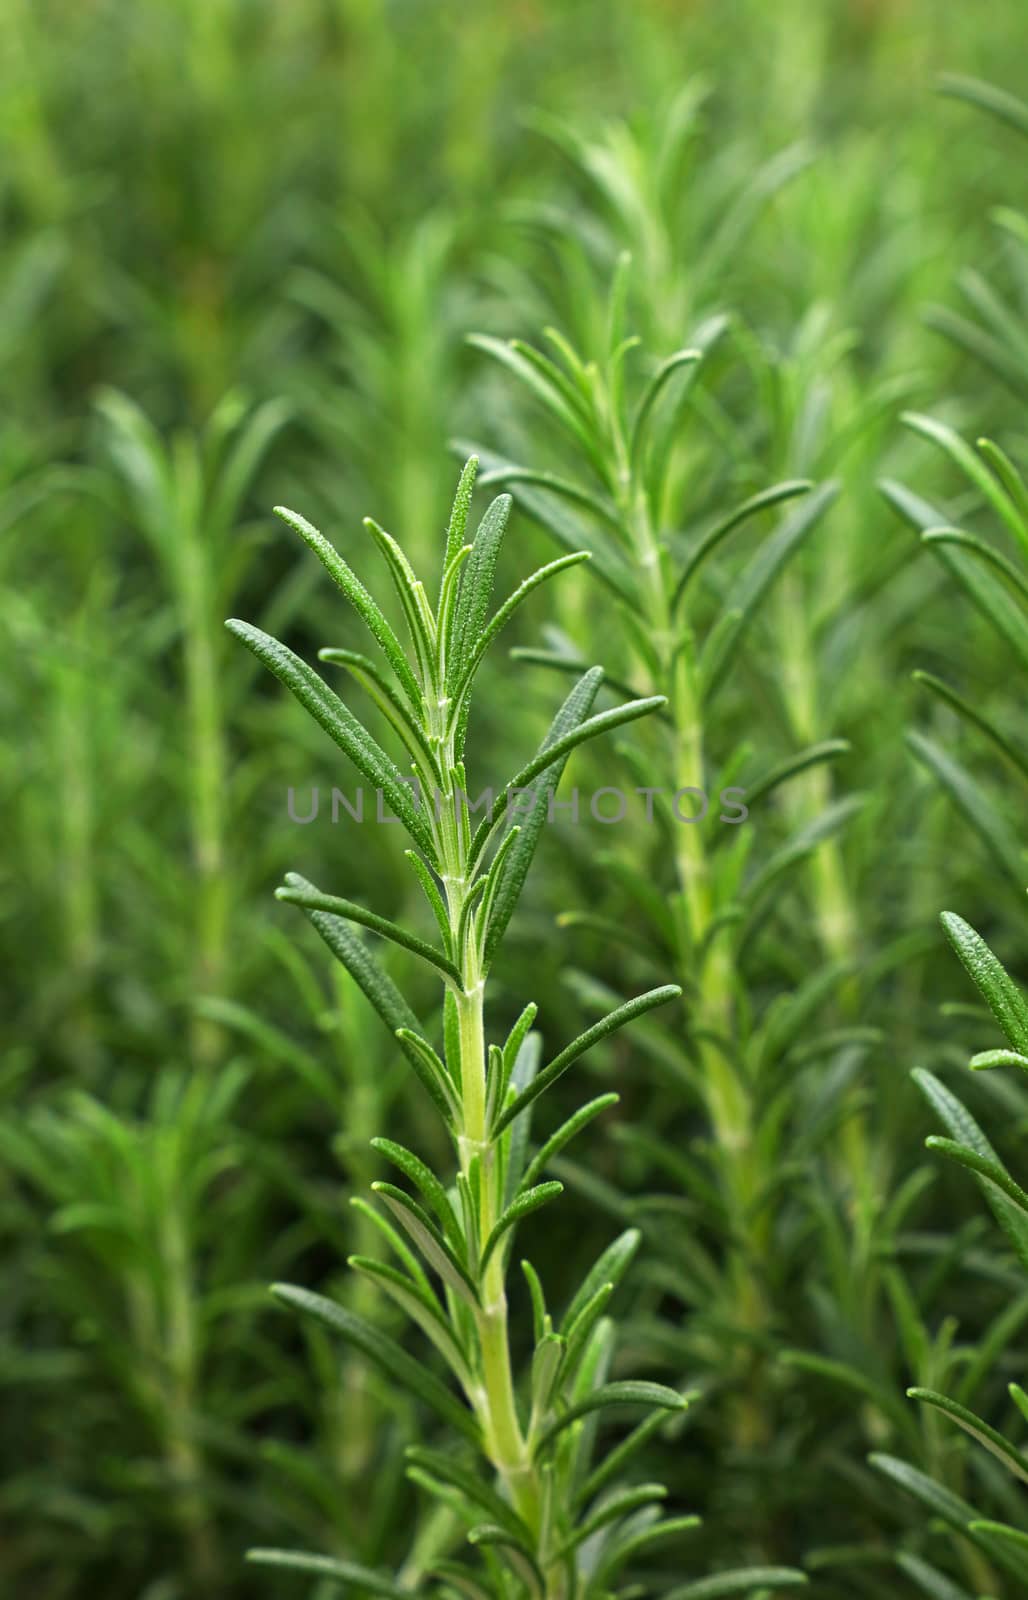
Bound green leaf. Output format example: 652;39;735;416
780;1351;912;1434
895;1553;978;1600
557;1483;667;1558
207;396;292;539
405;1446;531;1541
318;646;441;780
977;437;1028;524
971;1048;1028;1072
704;141;812;276
438;544;474;680
284;877;454;1122
469;692;667;874
535;1382;686;1456
508;645;652;708
558;1319;615;1486
672;480;813;610
466;1524;545;1596
394;1029;459;1118
954;1295;1028;1408
448;492;512;696
870;1454;1028;1583
957;275;1028;395
503;1034;543;1206
594;1515;702;1585
403;850;453;949
275;882;461;986
914;670;1028;786
529;1331;565;1428
913;1069;1028;1273
663;1568;810;1598
480;668;604;963
908;1387;1028;1484
521;1259;548;1346
560;1284;616;1390
940;914;1028;1051
362;516;436;680
246;1549;409;1596
878;476;944;534
629;348;702;469
225;620;434;854
426;1560;491;1600
925;1137;1028;1220
740;738;850;810
498;1004;538;1101
349;1195;431;1291
453;551;592;712
480;1182;563;1271
273;504;421;707
938;73;1028;139
920;529;1028;613
467;333;605;475
458;439;636;600
562;1229;641;1333
477;463;621;531
474;827;519;959
521;1094;619;1192
926;529;1028;672
908;733;1025;888
370;1137;465;1250
371;1183;479;1307
441;456;479;598
924;303;1028;400
968;1519;1028;1551
903;411;1028;556
96;388;174;549
493;987;681;1136
348;1256;470;1384
575;1411;679;1511
701;482;839;701
270;1284;478;1441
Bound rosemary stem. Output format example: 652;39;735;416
449;851;540;1531
630;486;769;1448
181;521;228;1063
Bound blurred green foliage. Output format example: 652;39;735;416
3;1;1028;1597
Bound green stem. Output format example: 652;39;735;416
455;924;538;1520
774;574;871;1244
437;741;551;1573
54;645;99;1071
162;1193;221;1587
180;524;229;1063
627;484;769;1450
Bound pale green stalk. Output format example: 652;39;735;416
237;464;686;1597
616;462;769;1448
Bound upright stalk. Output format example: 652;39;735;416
430;654;542;1538
469;317;845;1471
235;461;687;1597
619;474;768;1448
179;496;229;1064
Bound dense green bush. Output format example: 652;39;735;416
2;4;1027;1598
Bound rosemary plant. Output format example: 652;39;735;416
872;106;1028;1578
96;387;293;1061
226;460;744;1598
874;915;1028;1598
463;296;846;1458
882;418;1028;905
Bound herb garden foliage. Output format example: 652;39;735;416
229;463;706;1597
866;83;1028;1594
5;4;1028;1600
